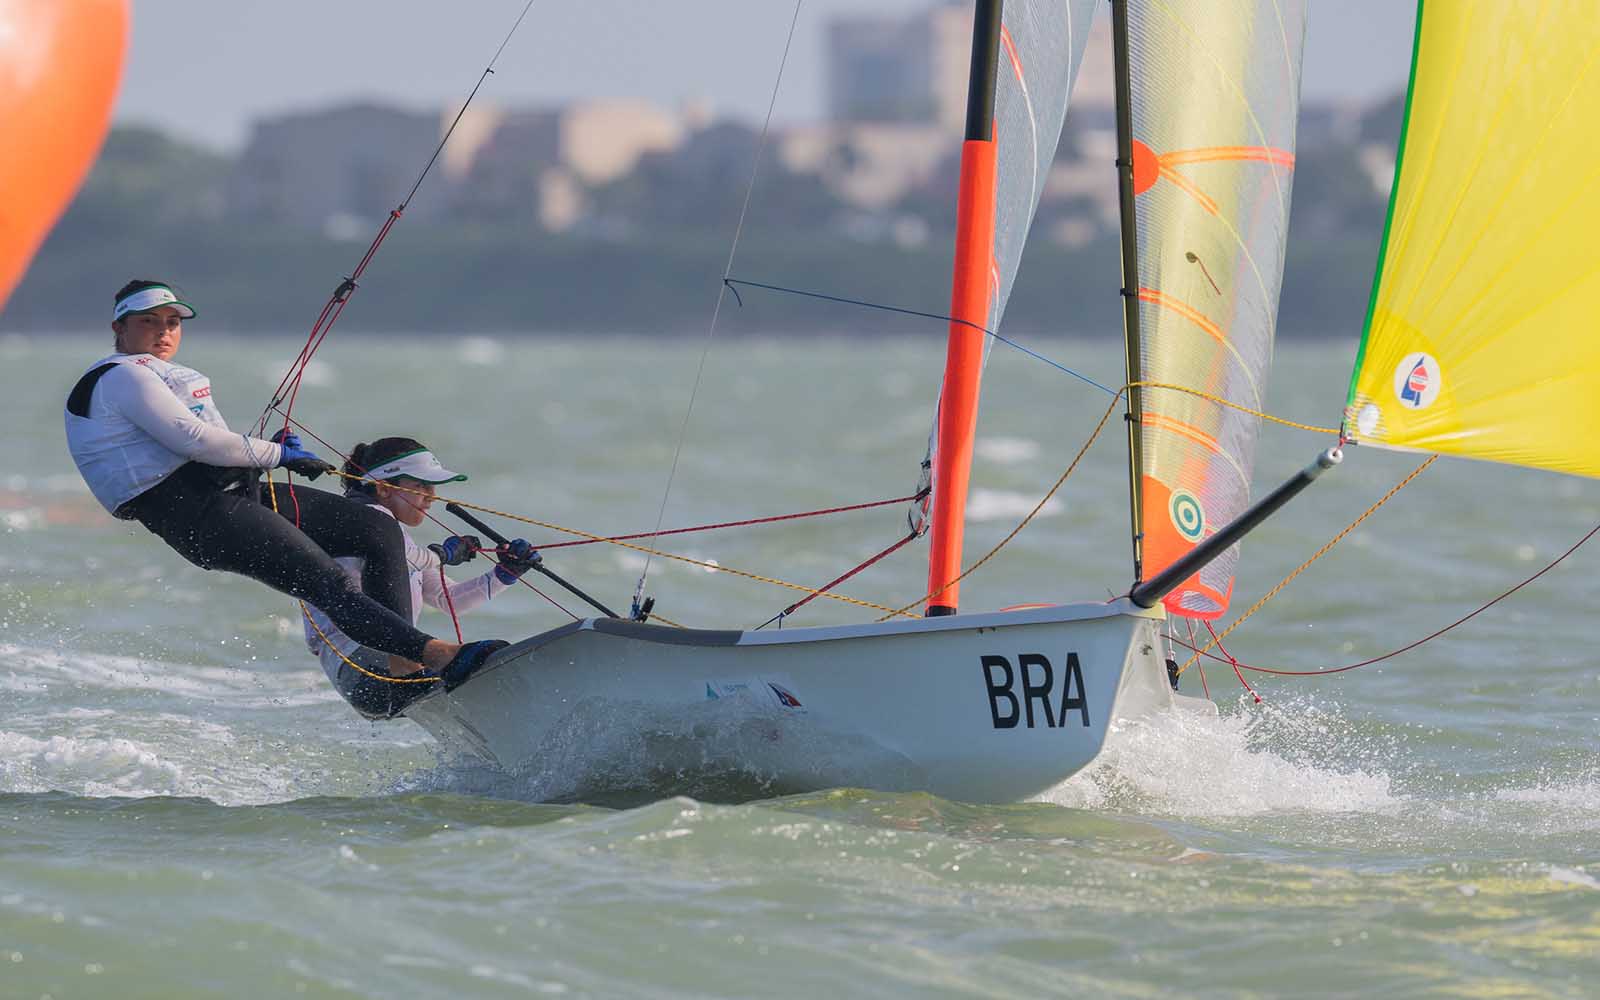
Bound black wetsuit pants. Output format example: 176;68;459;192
120;463;434;663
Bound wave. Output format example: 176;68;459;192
1039;693;1401;819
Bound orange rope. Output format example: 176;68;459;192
1177;455;1438;676
879;390;1125;620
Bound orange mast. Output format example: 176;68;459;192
925;0;1004;617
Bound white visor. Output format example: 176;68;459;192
364;449;468;485
113;285;197;322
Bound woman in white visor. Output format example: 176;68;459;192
304;436;540;718
64;279;506;689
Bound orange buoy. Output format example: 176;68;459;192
0;0;128;310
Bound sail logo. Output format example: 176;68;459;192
1169;490;1205;542
1393;352;1442;409
980;653;1089;729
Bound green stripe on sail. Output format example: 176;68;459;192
1345;0;1428;413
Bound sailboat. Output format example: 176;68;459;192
402;0;1316;803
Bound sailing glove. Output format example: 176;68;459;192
494;539;541;585
276;440;335;480
269;428;302;450
429;534;482;567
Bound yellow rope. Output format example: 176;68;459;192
642;610;686;629
271;376;1337;653
879;390;1126;620
1176;454;1437;676
1129;381;1342;436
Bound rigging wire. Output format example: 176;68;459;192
270;409;926;622
269;407;579;620
756;529;921;630
1176;454;1438;675
526;492;925;551
723;277;1120;396
879;388;1127;620
631;0;806;616
1170;514;1600;681
253;0;538;436
245;0;554;689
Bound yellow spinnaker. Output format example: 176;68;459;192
1345;0;1600;478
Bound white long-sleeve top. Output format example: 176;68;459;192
64;353;283;513
303;503;509;681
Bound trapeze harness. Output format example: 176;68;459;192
304;501;510;719
63;353;436;664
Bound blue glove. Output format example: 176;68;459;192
428;534;482;567
269;428;302;450
494;538;541;584
276;441;334;479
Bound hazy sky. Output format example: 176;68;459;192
117;1;1416;151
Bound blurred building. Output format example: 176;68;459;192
827;2;970;131
463;98;683;231
780;123;948;210
230;99;685;236
227;103;456;235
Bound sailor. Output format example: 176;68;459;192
303;437;540;718
63;279;505;686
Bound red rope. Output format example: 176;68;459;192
438;561;464;642
268;210;409;528
768;530;919;625
1185;618;1210;700
265;410;925;624
1172;517;1600;679
262;215;397;435
530;492;927;550
1205;619;1260;703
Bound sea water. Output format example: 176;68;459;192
2;332;1596;997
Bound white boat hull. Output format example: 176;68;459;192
404;599;1175;804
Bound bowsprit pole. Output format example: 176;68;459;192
255;0;539;437
1129;447;1342;610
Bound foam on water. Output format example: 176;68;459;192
975;436;1040;464
1495;779;1600;809
2;642;334;708
0;641;436;804
0;731;188;796
398;695;926;808
966;487;1062;522
1040;693;1402;818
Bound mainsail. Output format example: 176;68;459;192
1345;0;1600;478
1124;0;1308;619
925;0;1100;614
989;0;1100;322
